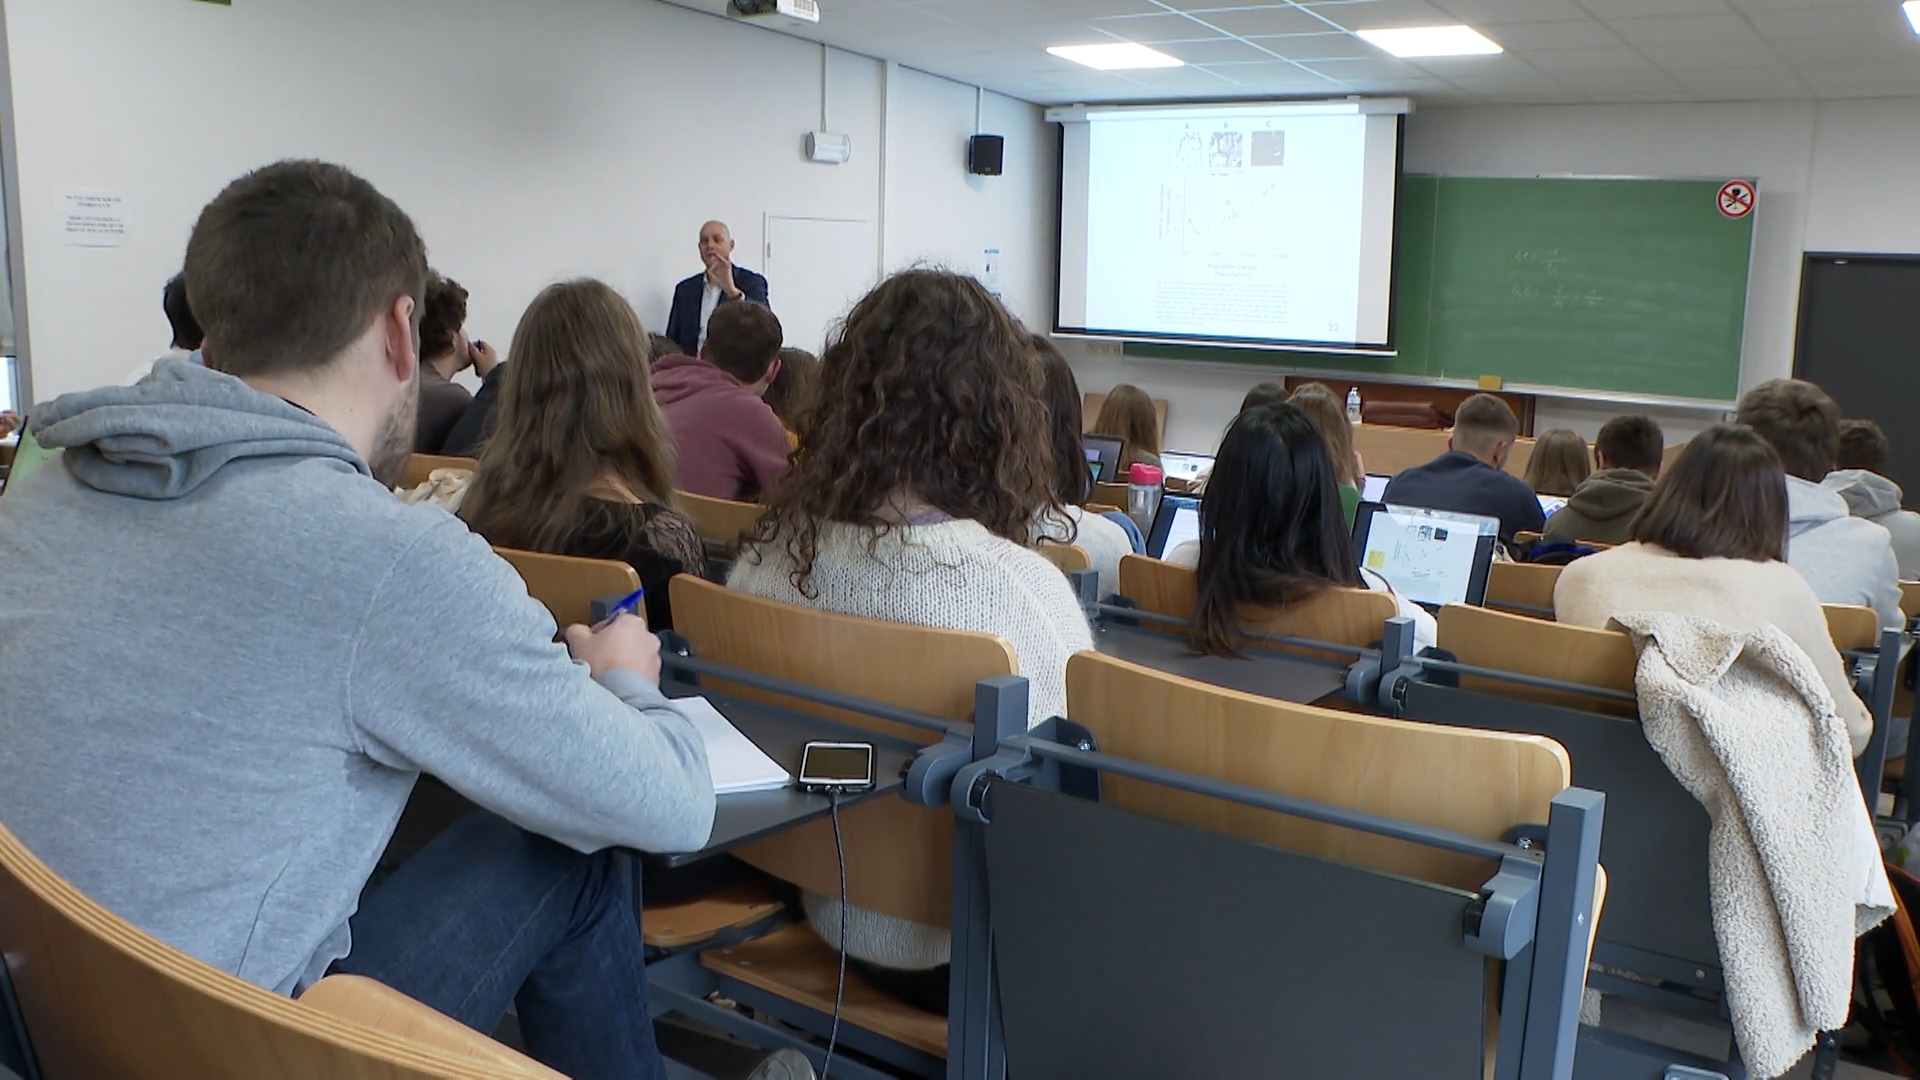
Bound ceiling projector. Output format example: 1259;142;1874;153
726;0;820;25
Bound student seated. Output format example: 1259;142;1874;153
1381;393;1545;541
1542;414;1664;546
1168;404;1436;651
413;273;500;453
1189;382;1289;494
1092;382;1162;472
1823;418;1920;579
1736;379;1901;627
1523;428;1591;497
458;279;708;631
730;269;1093;1014
1031;334;1136;594
1555;425;1871;754
1287;383;1366;527
126;272;207;384
651;301;790;502
0;161;723;1080
763;346;819;447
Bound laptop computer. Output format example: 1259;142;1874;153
1361;473;1392;503
1146;494;1202;560
1159;450;1214;482
1351;502;1500;611
1083;434;1124;485
1537;493;1569;520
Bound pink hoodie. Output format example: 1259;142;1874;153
649;353;790;502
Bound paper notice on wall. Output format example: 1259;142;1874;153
60;190;129;247
982;248;1002;292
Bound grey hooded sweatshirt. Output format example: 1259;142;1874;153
0;360;714;995
1784;474;1903;630
1823;468;1920;581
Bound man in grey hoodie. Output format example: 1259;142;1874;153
0;161;716;1080
1824;418;1920;581
1738;379;1903;629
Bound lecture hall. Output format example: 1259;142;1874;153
3;1;1920;1078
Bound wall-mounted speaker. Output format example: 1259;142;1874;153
968;134;1005;176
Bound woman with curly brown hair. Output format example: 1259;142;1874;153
729;269;1093;1013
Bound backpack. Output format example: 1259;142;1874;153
1852;861;1920;1075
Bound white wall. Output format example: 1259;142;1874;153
1064;96;1920;454
881;67;1057;330
0;0;1056;402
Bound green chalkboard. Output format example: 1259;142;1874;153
1126;176;1755;403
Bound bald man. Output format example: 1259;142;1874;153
664;220;770;357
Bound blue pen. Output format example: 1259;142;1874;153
594;587;647;629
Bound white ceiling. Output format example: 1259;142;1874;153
661;0;1920;106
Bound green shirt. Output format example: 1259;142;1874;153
1339;482;1362;529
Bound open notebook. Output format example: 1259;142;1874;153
667;696;793;795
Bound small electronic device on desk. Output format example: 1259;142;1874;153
797;741;876;793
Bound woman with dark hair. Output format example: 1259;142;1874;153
1092;383;1162;471
1525;428;1592;496
413;273;500;452
1556;424;1870;753
730;269;1093;1011
1173;404;1434;656
1030;335;1136;593
459;279;706;631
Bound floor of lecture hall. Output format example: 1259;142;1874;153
1601;998;1899;1079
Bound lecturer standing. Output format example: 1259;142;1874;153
664;220;770;357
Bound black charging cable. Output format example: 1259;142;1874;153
822;790;849;1079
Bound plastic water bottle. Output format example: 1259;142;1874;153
1128;463;1165;530
1346;387;1363;425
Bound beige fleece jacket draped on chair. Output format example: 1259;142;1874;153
1612;610;1893;1080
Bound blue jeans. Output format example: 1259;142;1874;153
331;810;664;1080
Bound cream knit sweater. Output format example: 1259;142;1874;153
1033;505;1132;599
728;518;1095;971
1555;542;1872;755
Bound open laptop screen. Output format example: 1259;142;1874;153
1351;502;1499;610
1146;495;1202;560
1361;473;1392;503
1537;494;1569;520
1083;434;1124;485
1159;451;1214;482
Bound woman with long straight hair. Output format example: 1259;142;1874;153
1092;383;1162;472
1287;382;1366;527
459;279;706;630
1555;424;1870;753
1030;334;1137;593
1174;404;1434;656
1525;428;1592;496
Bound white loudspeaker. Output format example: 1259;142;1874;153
805;131;852;165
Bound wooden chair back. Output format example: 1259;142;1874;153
1485;562;1563;617
1436;604;1639;718
678;491;764;554
1351;424;1536;478
1116;554;1395;659
399;454;475;490
492;547;639;629
1090;481;1130;509
1034;543;1091;574
1824;604;1881;653
669;576;1017;928
1067;651;1571;892
0;821;556;1079
1901;582;1920;622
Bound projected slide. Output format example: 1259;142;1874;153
1055;102;1403;350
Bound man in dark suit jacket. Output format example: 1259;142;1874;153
664;220;769;357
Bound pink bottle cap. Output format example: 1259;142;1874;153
1128;464;1164;485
